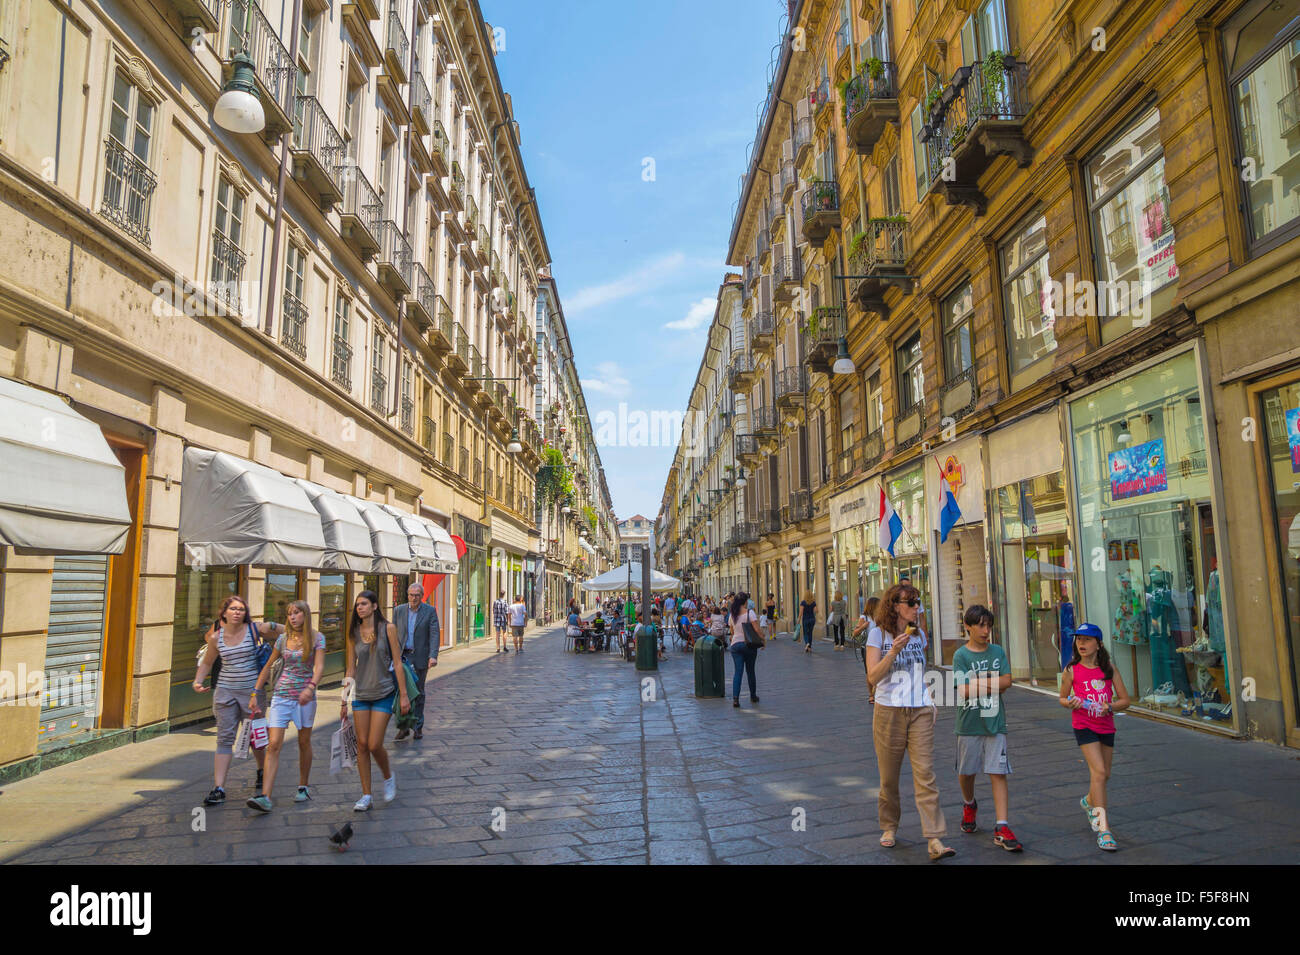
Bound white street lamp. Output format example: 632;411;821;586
213;53;265;134
832;336;856;375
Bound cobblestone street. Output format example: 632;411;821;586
3;624;1298;865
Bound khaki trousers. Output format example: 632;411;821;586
871;704;947;838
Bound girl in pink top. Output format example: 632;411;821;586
1059;622;1130;852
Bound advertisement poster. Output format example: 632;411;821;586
1286;408;1300;473
1109;438;1168;501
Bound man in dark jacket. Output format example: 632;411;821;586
393;583;440;740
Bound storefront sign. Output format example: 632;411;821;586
828;479;873;534
1286;408;1300;473
1108;438;1168;501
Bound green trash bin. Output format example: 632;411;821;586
636;623;659;671
694;635;725;698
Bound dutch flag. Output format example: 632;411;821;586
878;484;903;557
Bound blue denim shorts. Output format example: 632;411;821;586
352;691;396;713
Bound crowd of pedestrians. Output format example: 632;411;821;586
189;576;1128;859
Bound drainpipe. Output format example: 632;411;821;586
262;0;303;337
392;0;417;424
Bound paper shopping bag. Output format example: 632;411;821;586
330;714;357;774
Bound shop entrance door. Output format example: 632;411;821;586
1022;535;1073;687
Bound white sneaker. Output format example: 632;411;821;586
383;774;397;803
353;794;372;812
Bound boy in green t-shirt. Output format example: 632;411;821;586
952;605;1022;852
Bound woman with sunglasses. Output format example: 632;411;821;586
865;583;954;861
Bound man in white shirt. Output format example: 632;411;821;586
508;594;528;653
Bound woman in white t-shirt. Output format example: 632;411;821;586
728;592;761;708
864;583;954;861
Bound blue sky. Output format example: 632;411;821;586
481;0;785;520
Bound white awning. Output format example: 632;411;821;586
293;479;373;573
0;378;131;555
343;496;412;575
579;539;597;555
417;516;460;574
378;504;443;573
179;448;326;568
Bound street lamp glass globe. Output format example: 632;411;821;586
833;336;856;375
506;429;523;454
213;88;265;134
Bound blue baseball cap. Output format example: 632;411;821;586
1073;622;1104;642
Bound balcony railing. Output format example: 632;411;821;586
339;166;382;255
291;95;345;207
844;62;900;150
923;57;1032;190
227;0;295;129
280;292;307;359
210;229;246;313
772;254;802;287
811;77;831;114
431;121;449;168
400;397;413;435
756;227;770;257
775;367;807;404
735;434;759;458
1278;87;1300;139
844;62;899;121
1107;220;1134;258
410;70;432;133
384;9;409;81
450;161;465;204
848;218;908;274
100;138;156;246
421;415;435;452
838;446;858;480
751;405;777;434
377;219;413;295
749;309;776;343
728;353;755;388
442;433;455;466
370;370;387;415
794;116;812;158
759;508;781;535
783;489;812;525
331;335;352;390
779;160;796;196
466;194;479;232
801;180;840;243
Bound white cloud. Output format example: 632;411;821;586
566;252;688;314
581;361;630;398
664;295;716;331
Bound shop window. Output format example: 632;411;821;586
264;570;301;625
1086;106;1177;342
864;370;884;436
1260;380;1300;719
1000;213;1056;390
1068;350;1229;727
896;332;924;413
318;572;347;675
170;548;239;718
1222;0;1300;250
942;280;974;379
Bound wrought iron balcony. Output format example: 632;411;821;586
843;62;900;152
783;489;812;525
794;116;813;165
280;291;307;359
728;353;757;391
801;180;840;243
465;342;484;391
431;121;450;172
210;229;246;314
1240;122;1260;164
400;397;413;435
1279;86;1300;139
339;166;382;259
449;161;465;206
735;433;761;464
376;219;413;298
448;322;470;373
421;415;436;452
922;56;1032;215
442;433;455;466
430;295;454;351
370;369;387;415
384;9;408;84
408;261;435;331
749;310;776;353
466;194;479;233
861;428;884;470
811;77;831;116
775;367;807;409
411;70;432;136
804;306;845;375
100;138;156;246
291;95;344;210
756;227;770;258
330;334;352;390
736;521;760;545
225;0;296;138
838;446;858;480
751;405;777;435
759;508;781;536
1107;220;1135;258
779;160;796;200
772;254;802;302
848;219;911;316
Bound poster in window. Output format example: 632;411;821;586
1109;438;1168;501
1286;408;1300;473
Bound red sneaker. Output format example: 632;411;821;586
993;824;1023;852
960;800;978;833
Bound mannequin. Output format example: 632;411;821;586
1112;572;1143;645
1146;566;1193;697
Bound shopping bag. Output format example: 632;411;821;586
249;716;269;750
330;714;357;774
232;719;251;760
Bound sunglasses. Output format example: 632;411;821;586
896;598;921;608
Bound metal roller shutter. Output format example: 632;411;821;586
40;555;108;742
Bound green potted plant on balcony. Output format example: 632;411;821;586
848;230;869;258
979;49;1009;117
815;183;836;211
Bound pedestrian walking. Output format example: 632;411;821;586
492;591;510;653
192;595;283;806
764;593;777;639
342;590;408;812
393;583;439;741
952;605;1021;851
829;590;848;649
247;600;325;811
509;593;528;652
799;590;817;652
728;592;761;708
865;583;954;861
1060;622;1130;852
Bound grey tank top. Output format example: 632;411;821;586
353;623;396;701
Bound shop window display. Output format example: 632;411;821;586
1261;380;1300;718
1069;350;1231;726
